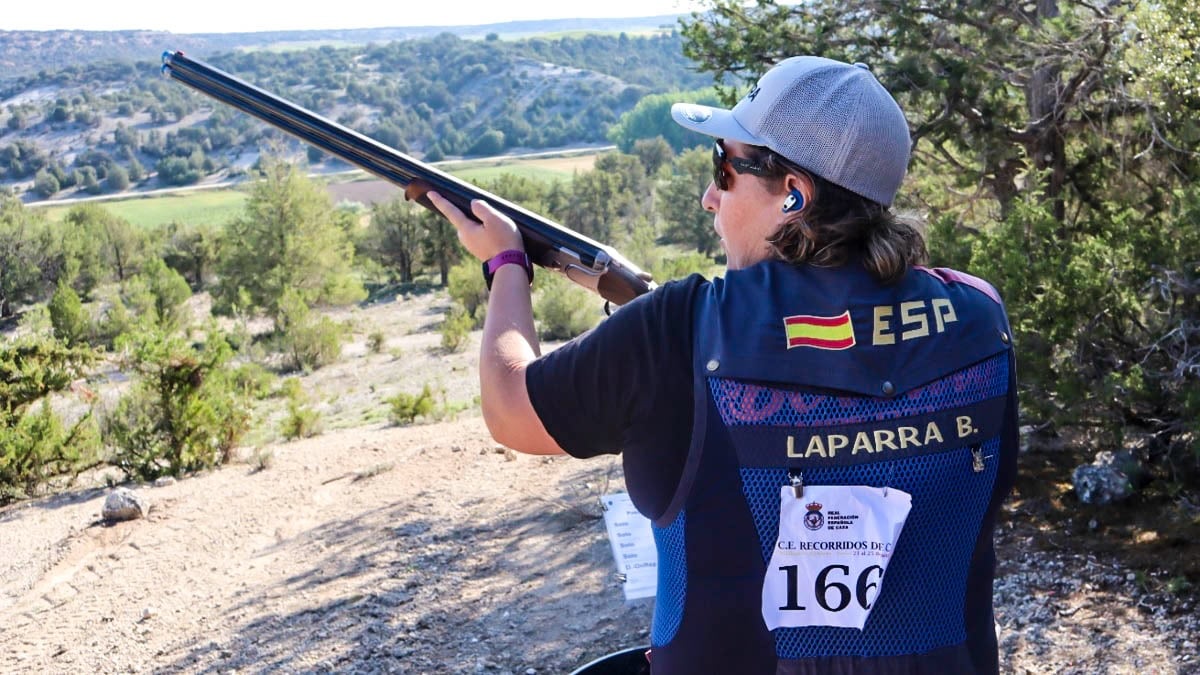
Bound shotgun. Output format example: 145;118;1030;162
160;50;655;306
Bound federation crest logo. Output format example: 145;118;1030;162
678;104;712;124
803;501;824;531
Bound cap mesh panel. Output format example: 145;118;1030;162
742;58;911;204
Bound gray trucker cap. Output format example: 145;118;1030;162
671;56;911;207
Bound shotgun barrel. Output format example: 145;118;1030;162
160;50;655;306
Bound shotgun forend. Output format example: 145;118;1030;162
160;50;655;306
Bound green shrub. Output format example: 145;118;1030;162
0;403;101;503
90;260;193;347
229;362;276;400
248;447;274;472
33;168;59;198
91;287;134;348
214;157;365;317
927;183;1200;482
651;252;715;283
534;273;599;340
274;289;345;372
276;376;304;401
129;258;193;330
447;258;488;326
105;327;249;481
16;306;54;337
440;305;475;353
279;378;321;440
48;280;90;346
367;330;387;353
387;384;436;425
0;336;100;503
281;398;322;440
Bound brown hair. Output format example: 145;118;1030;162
751;147;927;284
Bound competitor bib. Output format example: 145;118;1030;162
761;484;912;630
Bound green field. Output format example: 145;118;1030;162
32;152;600;230
240;40;361;53
440;152;598;183
496;28;672;40
38;190;249;229
449;164;572;184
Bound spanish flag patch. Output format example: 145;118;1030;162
783;311;856;350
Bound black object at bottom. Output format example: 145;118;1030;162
570;646;651;675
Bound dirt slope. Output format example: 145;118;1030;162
1;418;646;674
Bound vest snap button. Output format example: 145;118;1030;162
706;359;720;372
1000;331;1011;344
881;381;895;396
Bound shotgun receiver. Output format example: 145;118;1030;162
160;50;654;306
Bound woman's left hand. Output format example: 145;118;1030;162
427;191;524;262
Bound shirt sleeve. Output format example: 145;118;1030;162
525;275;705;460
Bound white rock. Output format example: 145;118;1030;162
1072;464;1133;504
102;488;148;522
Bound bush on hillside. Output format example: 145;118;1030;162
273;289;346;372
280;383;322;440
0;336;100;503
534;273;599;341
105;326;249;481
447;258;489;327
48;280;90;346
387;384;437;426
440;305;474;353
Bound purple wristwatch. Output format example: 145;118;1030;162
482;249;534;290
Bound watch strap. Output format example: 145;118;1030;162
482;249;533;289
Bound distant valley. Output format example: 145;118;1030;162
0;17;712;204
0;16;686;79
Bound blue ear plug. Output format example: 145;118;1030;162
782;187;806;213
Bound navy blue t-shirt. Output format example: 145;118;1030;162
525;275;706;521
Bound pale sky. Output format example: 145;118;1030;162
3;1;705;33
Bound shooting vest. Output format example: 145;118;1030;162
647;260;1017;674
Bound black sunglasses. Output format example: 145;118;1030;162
712;139;774;190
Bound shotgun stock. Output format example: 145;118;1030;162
160;50;655;306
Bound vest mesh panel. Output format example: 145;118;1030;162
709;354;1009;658
740;441;998;657
711;353;1008;428
651;509;687;647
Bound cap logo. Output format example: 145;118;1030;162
746;85;762;102
678;104;712;124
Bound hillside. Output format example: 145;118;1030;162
0;16;686;80
0;28;713;203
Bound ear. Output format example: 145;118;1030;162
783;173;815;213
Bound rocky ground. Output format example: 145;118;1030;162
2;416;1197;675
2;292;1198;674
